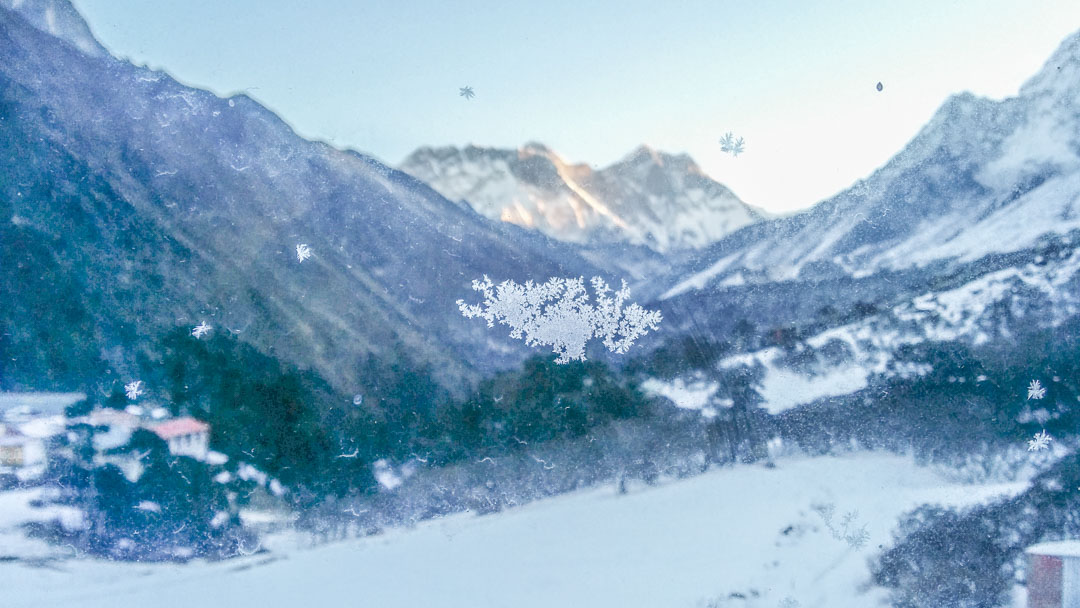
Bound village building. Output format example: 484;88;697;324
0;425;47;483
149;417;211;461
0;391;219;484
1027;540;1080;608
0;392;86;483
0;392;86;423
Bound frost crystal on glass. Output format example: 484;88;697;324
1027;379;1046;400
719;131;745;157
191;321;213;339
124;380;144;400
457;275;662;363
1028;430;1052;452
814;503;869;549
295;243;313;263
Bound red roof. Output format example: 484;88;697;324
150;417;209;440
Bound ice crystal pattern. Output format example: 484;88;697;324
459;86;475;99
719;132;745;157
191;321;212;339
296;243;313;263
814;503;869;549
124;380;144;401
457;276;662;364
1028;430;1052;452
1027;379;1046;400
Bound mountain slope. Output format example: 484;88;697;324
0;2;597;392
0;0;104;57
400;143;764;253
664;29;1080;294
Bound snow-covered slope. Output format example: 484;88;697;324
400;143;764;253
667;28;1080;292
0;453;1027;608
663;236;1080;418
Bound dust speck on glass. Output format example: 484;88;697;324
3;2;1080;607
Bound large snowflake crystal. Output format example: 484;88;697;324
191;321;213;339
1028;430;1052;452
457;275;662;363
296;243;313;263
1027;379;1046;400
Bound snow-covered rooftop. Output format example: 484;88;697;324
0;392;86;415
1026;540;1080;558
150;417;210;439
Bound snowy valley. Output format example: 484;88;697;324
2;1;1080;607
0;454;1032;608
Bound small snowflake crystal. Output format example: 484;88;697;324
191;321;213;339
459;86;475;99
1027;379;1046;400
457;275;661;363
719;132;745;157
296;243;313;263
1028;430;1052;452
124;380;144;400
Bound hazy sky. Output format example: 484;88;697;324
71;0;1080;214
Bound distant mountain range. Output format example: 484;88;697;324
4;0;1080;408
400;143;765;253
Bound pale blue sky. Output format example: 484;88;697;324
71;0;1080;213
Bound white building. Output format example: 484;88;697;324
70;409;214;479
149;417;210;461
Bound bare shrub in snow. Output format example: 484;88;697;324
813;502;869;549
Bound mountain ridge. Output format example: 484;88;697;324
0;1;600;393
399;142;765;253
660;28;1080;297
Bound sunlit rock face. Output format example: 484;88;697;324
400;142;764;253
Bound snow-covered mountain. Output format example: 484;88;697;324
637;29;1080;408
663;28;1080;295
657;236;1080;419
0;0;104;57
0;1;599;392
399;143;764;253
